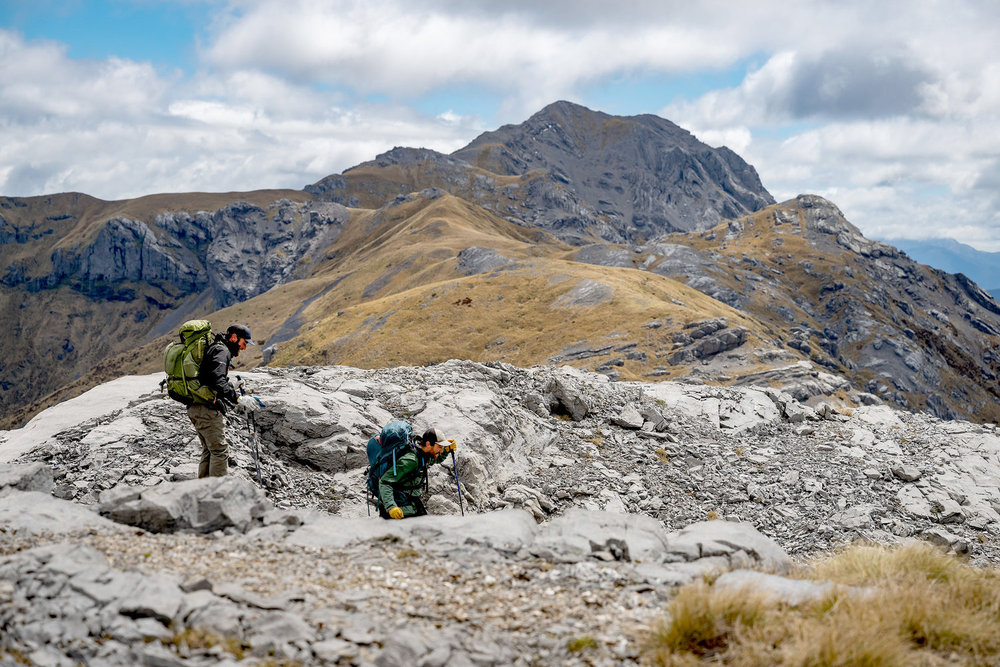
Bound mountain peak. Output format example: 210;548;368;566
527;99;610;125
451;101;774;240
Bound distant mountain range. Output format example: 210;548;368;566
1;101;998;427
886;237;1000;299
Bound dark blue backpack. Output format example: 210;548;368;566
365;421;416;510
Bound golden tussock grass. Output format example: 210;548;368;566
642;541;1000;666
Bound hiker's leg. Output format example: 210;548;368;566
198;439;211;478
411;498;427;517
189;406;211;478
189;404;228;477
400;497;426;518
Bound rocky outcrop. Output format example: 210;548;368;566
5;361;998;563
667;318;748;365
456;246;516;276
98;477;273;534
49;217;206;298
0;461;53;493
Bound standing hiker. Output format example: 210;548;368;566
367;423;456;519
188;324;254;478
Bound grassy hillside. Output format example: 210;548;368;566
2;192;793;429
8;187;996;430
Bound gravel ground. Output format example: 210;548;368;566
3;530;669;666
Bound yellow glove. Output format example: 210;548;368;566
388;507;404;520
444;439;457;452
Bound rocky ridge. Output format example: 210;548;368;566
580;195;1000;421
2;360;999;664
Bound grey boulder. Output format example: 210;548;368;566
0;489;123;536
666;520;792;573
0;462;54;494
714;570;852;606
532;508;670;562
99;477;272;533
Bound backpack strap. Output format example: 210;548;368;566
177;334;204;398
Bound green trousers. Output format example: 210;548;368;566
187;403;228;477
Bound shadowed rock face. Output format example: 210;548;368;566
453;101;775;242
8;200;351;309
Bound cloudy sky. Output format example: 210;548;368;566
2;1;999;251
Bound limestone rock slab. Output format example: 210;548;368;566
0;462;54;494
99;477;271;533
666;520;791;573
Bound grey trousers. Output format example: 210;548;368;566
187;403;228;477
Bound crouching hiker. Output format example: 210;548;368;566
366;421;456;519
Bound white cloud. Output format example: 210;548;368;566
2;1;1000;251
660;8;1000;252
0;31;173;122
201;0;772;115
0;29;478;199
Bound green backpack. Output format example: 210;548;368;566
163;320;216;405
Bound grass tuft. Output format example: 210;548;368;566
646;581;772;660
642;541;1000;665
567;634;599;652
167;627;252;659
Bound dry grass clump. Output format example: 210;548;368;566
166;627;250;659
643;541;1000;666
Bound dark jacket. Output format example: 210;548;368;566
197;335;238;412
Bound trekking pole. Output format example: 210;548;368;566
248;409;264;488
450;451;465;516
237;376;265;488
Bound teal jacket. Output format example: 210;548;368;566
378;449;449;516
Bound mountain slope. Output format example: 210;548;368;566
0;189;324;416
264;194;773;374
2;103;998;427
575;195;1000;421
9;192;787;402
453;100;775;239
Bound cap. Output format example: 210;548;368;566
226;324;255;345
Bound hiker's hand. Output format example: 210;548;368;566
237;396;258;412
388;507;404;520
444;439;457;452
